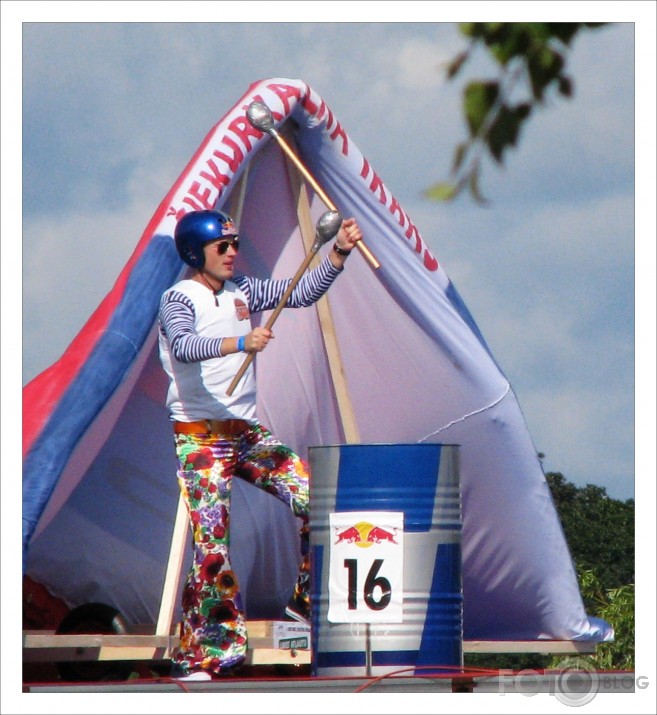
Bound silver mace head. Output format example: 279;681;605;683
314;210;343;250
246;101;277;135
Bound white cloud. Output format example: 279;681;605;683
394;37;453;90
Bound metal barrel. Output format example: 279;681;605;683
309;443;463;677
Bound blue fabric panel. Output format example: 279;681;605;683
22;236;181;558
334;444;442;532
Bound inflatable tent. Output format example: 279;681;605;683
22;77;612;642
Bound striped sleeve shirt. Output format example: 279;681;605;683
159;254;342;364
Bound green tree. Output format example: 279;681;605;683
549;566;634;670
426;22;609;203
545;473;635;670
546;472;634;590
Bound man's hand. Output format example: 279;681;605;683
245;326;273;353
336;217;362;252
329;217;363;268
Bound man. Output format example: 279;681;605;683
158;208;362;680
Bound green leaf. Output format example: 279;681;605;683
527;47;565;100
451;141;469;172
424;181;459;202
522;22;553;43
479;23;509;46
558;75;573;97
486;103;531;163
463;81;499;136
516;102;532;120
468;168;488;204
489;23;535;64
546;22;582;46
459;22;484;38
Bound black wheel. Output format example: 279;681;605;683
55;602;135;682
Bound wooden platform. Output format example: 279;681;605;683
23;620;594;671
22;621;312;667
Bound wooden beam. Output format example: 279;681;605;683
282;126;360;443
463;640;597;654
225;161;250;224
246;648;311;666
22;621;312;664
155;493;189;637
23;623;597;665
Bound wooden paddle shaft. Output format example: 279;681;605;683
271;131;381;270
225;245;320;397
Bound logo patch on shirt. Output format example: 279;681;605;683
234;298;250;321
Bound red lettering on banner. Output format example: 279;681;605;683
185;182;213;210
200;159;231;193
359;157;439;271
266;82;302;115
324;107;335;131
213;136;244;173
389;197;405;226
179;200;202;215
227;116;261;153
423;249;439;271
404;219;423;254
330;121;348;156
369;172;388;206
174;104;263;220
298;92;349;156
301;93;318;116
314;100;326;121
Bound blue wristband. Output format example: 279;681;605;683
237;335;246;352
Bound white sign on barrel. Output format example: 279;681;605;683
327;511;404;623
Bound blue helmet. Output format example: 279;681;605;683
174;209;239;268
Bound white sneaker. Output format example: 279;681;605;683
284;603;311;624
172;669;212;682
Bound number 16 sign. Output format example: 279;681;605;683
327;511;404;623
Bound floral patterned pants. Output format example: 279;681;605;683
172;423;309;676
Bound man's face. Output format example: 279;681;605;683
202;237;240;282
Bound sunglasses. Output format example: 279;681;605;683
212;237;240;255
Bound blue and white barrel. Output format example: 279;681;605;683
308;443;462;677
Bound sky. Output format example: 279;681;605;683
4;3;656;711
11;7;652;504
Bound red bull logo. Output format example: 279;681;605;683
334;521;400;548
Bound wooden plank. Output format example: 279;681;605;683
23;646;172;663
155;492;189;637
245;621;273;638
267;120;380;270
226;161;250;224
22;621;311;663
23;633;173;648
282;128;360;443
24;632;594;666
246;648;311;666
24;624;596;654
24;643;308;664
463;640;597;654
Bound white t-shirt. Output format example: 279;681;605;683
159;256;343;423
158;279;257;421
